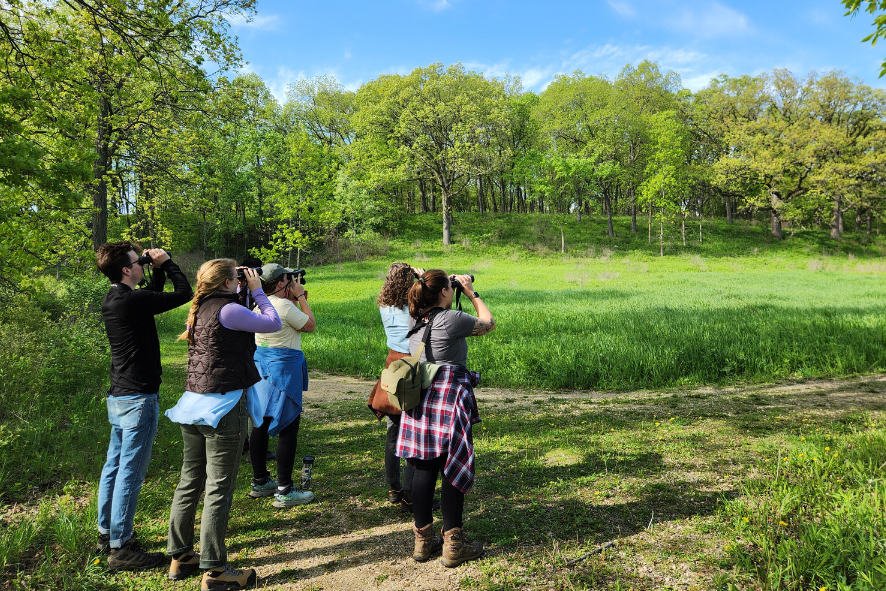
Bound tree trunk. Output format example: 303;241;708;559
830;194;842;239
681;212;686;246
605;193;615;238
867;212;872;235
699;215;703;244
477;177;485;214
659;210;664;257
419;179;429;213
648;206;652;244
629;187;637;233
442;185;452;245
560;222;565;253
91;95;111;250
770;210;783;239
725;194;733;224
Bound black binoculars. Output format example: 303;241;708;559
236;267;264;279
450;274;475;290
136;254;153;266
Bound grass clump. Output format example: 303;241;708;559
722;424;886;590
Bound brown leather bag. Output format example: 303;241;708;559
367;349;410;418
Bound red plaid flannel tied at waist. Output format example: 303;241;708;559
395;365;481;494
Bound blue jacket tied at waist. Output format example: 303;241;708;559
253;347;308;437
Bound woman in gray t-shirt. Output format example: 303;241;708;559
396;269;495;567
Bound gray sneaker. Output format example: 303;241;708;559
249;478;278;498
272;487;315;508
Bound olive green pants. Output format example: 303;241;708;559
167;396;246;569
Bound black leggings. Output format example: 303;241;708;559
411;454;464;532
250;415;301;488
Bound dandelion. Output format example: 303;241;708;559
482;427;487;430
825;447;830;451
801;437;806;441
799;453;804;457
724;544;731;551
659;437;663;440
813;458;818;462
655;422;661;426
93;558;100;565
779;520;788;526
833;453;838;458
742;517;749;523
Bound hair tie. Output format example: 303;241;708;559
418;277;426;285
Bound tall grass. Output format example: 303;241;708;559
295;255;886;390
722;423;886;590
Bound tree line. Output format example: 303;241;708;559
3;1;886;284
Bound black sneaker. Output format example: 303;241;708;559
108;535;165;571
388;487;404;504
95;533;110;554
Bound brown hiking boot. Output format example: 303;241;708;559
168;551;200;581
412;523;443;562
441;527;484;568
201;565;257;590
107;535;164;571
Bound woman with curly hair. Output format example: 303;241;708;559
367;262;424;512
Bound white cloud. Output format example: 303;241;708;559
226;13;282;31
606;0;636;18
266;66;306;103
662;2;752;37
416;0;452;12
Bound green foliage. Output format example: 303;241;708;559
0;276;109;503
843;0;886;76
722;424;886;589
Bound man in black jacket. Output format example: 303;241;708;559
95;242;193;571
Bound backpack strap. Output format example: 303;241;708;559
405;307;444;363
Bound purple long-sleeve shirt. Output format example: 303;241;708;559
219;288;282;333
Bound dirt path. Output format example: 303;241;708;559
249;373;886;591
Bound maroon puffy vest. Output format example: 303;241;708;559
185;293;260;394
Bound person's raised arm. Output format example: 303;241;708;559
134;249;193;315
286;282;315;333
453;274;495;336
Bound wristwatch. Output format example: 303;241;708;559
470;291;480;299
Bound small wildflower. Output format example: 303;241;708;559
801;437;806;441
798;453;804;457
825;447;830;451
779;520;788;526
742;517;749;523
92;558;100;565
655;422;661;426
813;458;818;462
724;544;731;551
833;453;838;458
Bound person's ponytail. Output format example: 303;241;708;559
407;269;448;318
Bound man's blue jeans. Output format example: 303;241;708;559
97;393;159;548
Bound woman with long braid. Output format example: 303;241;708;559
164;260;281;590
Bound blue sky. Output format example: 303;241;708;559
225;0;886;101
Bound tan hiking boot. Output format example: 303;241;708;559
413;523;443;562
201;565;257;590
441;527;483;568
168;551;200;581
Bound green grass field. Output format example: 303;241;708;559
2;214;886;590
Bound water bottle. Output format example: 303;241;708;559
301;456;315;490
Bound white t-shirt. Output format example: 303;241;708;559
255;295;309;350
